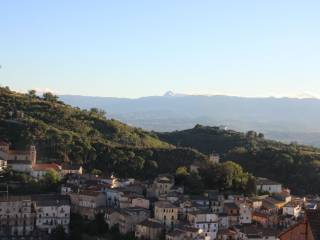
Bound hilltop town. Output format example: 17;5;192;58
0;142;319;240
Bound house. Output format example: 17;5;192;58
256;177;282;194
30;163;62;179
252;211;278;227
262;197;286;211
190;195;211;210
69;190;106;220
238;202;252;224
223;202;240;226
205;190;224;214
248;196;265;209
148;174;175;198
217;228;238;240
61;163;83;175
273;190;292;204
154;201;179;229
237;225;278;240
135;218;163;240
32;194;70;234
187;210;219;239
0;196;35;237
283;202;302;218
218;213;230;230
105;188;122;208
119;192;149;209
179;199;201;220
106;207;150;234
279;209;320;240
166;229;187;240
167;225;205;240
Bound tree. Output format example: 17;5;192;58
42;169;60;186
246;174;257;196
90;107;107;118
27;89;37;99
175;166;189;185
43;92;58;102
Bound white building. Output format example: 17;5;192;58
256;178;282;194
282;202;302;218
32;195;71;234
30;163;62;179
187;210;219;240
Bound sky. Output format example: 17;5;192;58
1;0;320;98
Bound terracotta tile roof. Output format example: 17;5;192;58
306;209;320;240
32;163;61;171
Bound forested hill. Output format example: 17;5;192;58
0;87;206;179
158;125;320;194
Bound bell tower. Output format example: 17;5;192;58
30;145;37;165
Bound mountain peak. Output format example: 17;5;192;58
163;91;175;97
163;91;188;97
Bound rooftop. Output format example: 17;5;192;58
306;209;320;240
138;219;162;228
256;177;281;186
32;163;61;171
155;200;178;209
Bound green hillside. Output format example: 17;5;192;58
158;124;320;194
0;87;206;179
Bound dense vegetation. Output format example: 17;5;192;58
158;125;320;194
0;87;206;180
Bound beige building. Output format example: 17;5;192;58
69;190;106;220
0;196;35;237
106;208;150;234
154;201;179;229
149;174;175;198
119;192;150;209
61;163;83;176
0;141;36;173
135;218;163;240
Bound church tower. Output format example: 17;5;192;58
30;145;37;165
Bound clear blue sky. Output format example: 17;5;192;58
1;0;320;98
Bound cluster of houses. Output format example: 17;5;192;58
0;194;70;238
1;142;320;239
59;172;319;240
0;141;82;178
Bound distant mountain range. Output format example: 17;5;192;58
60;92;320;147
